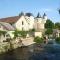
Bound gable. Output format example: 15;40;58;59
14;16;30;30
15;16;28;25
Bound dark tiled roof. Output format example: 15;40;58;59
36;12;41;18
0;16;20;24
0;22;15;31
25;13;33;17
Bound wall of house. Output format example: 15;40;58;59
28;16;34;29
14;16;34;31
14;16;29;31
24;16;34;30
34;18;46;31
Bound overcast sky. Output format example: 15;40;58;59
0;0;60;22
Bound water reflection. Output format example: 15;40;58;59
0;44;60;60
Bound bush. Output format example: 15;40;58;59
20;31;27;38
34;36;43;44
55;37;60;44
13;30;28;38
0;30;7;35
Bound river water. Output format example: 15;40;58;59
0;43;60;60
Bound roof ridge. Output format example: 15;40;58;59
0;16;19;19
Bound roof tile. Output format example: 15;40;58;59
0;16;20;24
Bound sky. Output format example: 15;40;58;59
0;0;60;22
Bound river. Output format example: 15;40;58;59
0;43;60;60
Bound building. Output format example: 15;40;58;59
0;12;47;38
53;29;60;38
0;22;15;31
34;13;47;37
0;22;15;42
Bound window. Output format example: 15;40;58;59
22;21;24;25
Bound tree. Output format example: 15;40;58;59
45;28;53;38
54;22;60;30
45;19;54;29
45;19;54;38
45;28;53;35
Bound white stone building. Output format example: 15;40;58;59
0;12;47;38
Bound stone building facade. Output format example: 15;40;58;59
0;12;47;37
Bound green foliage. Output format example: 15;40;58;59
54;22;60;30
45;28;53;35
20;31;27;38
45;19;54;29
13;30;28;38
34;36;43;44
29;29;35;32
0;30;7;35
55;37;60;44
13;30;19;39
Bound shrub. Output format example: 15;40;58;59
0;30;7;35
55;37;60;44
20;31;27;38
34;36;43;44
13;30;28;38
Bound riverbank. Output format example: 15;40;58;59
0;37;35;54
0;39;22;54
0;42;10;54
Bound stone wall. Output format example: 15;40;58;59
34;32;42;37
0;42;10;54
